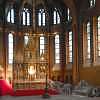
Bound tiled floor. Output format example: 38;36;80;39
0;95;100;100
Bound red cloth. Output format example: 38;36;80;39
12;89;59;96
0;79;59;96
0;79;13;96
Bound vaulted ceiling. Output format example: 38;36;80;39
0;0;82;9
0;0;86;23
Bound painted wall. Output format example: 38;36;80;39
0;31;3;64
78;0;100;86
80;66;100;86
0;31;4;78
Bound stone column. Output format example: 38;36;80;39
72;23;79;85
90;17;94;64
3;31;7;79
60;33;66;82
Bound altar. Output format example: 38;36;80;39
12;63;49;90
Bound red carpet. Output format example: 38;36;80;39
0;79;59;96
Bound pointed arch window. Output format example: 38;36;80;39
7;8;14;23
22;8;30;26
87;22;91;59
38;9;46;26
90;0;95;7
53;8;60;24
40;36;45;55
66;31;73;63
55;34;60;63
97;16;100;57
24;33;29;46
67;8;72;21
8;33;13;64
83;21;91;64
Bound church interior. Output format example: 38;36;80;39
0;0;100;97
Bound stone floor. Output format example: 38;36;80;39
0;95;100;100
